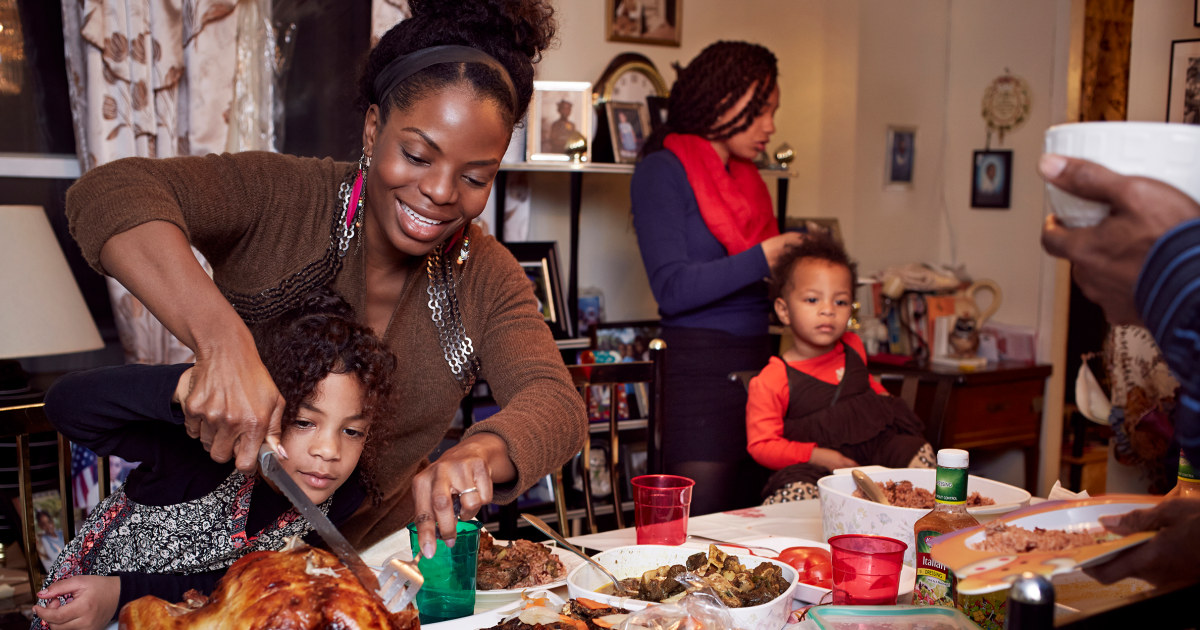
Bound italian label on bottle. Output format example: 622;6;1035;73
935;466;968;504
1180;453;1198;482
1180;453;1200;497
913;530;954;607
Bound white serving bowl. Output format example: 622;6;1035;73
565;545;799;630
1044;121;1200;227
818;467;1031;567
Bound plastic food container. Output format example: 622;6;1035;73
818;467;1031;566
565;545;799;630
805;604;979;629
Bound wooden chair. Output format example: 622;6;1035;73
0;394;75;590
552;339;666;536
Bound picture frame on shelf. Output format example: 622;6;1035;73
604;101;652;163
970;150;1013;209
884;125;916;188
646;95;669;131
590;320;662;362
577;289;606;338
1166;38;1200;123
504;241;573;339
606;0;681;47
528;81;592;162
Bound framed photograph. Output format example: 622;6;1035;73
605;101;652;163
591;320;662;362
1166;38;1200;123
606;0;681;47
528;81;592;162
504;241;573;338
577;289;606;337
646;95;669;131
785;217;843;245
884;126;916;188
971;150;1013;209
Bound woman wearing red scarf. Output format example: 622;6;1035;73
632;41;803;514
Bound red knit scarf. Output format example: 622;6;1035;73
664;133;778;255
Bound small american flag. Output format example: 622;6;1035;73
70;443;99;513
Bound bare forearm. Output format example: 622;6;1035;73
99;220;250;353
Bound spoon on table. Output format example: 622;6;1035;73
851;469;891;505
520;513;634;597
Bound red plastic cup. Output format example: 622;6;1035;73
828;534;907;605
631;474;694;545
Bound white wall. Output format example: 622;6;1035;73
1129;0;1200;121
533;0;1067;331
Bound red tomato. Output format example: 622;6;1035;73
776;546;833;589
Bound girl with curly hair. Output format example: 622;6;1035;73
33;287;395;630
631;41;804;513
64;0;586;558
747;232;932;504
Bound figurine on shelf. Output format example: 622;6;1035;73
947;280;1002;359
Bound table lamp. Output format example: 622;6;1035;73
0;205;103;394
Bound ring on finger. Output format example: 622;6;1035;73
455;487;479;496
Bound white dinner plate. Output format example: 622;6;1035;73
368;537;583;613
930;494;1159;595
424;589;565;630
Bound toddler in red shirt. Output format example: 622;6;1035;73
746;232;933;503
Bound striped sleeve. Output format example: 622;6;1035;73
1135;218;1200;465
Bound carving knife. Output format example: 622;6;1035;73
258;444;381;592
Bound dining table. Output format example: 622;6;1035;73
565;500;824;554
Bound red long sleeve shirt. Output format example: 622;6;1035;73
745;333;887;470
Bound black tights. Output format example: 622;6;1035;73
667;459;770;516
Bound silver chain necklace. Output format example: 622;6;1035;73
339;175;477;391
426;247;480;392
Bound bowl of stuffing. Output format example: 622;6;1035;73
818;467;1031;566
565;544;798;630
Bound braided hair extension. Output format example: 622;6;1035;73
641;41;777;157
250;286;398;506
768;230;858;323
358;0;556;128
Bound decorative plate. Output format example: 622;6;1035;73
929;494;1159;595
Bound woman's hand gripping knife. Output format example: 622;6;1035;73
99;221;287;472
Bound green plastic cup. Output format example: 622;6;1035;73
407;520;481;624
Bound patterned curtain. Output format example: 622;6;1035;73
1076;0;1179;493
58;0;255;516
1079;0;1133;122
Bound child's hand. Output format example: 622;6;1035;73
34;575;120;630
810;447;858;471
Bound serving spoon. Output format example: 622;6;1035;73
851;469;891;506
520;513;634;596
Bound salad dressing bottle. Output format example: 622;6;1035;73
1179;450;1200;499
912;448;978;608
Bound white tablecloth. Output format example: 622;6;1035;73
565;499;825;551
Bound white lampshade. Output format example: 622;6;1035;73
0;205;103;359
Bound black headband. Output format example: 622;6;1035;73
372;45;517;110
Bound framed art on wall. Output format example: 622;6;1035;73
606;0;681;47
1167;38;1200;123
527;81;592;162
503;241;573;338
970;150;1013;209
604;101;652;163
884;126;916;188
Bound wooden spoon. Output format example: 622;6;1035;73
851;469;891;506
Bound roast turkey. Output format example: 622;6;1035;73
119;544;419;630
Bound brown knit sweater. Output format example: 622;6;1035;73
66;151;587;547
